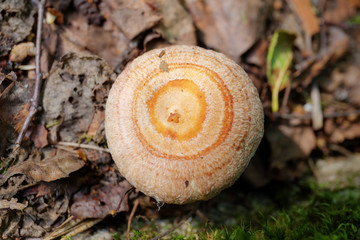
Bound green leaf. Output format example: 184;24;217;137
266;30;295;112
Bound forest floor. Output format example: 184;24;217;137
1;0;360;239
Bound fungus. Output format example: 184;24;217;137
105;45;264;204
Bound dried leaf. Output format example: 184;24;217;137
302;26;350;87
266;125;316;179
0;174;27;200
70;180;132;219
266;30;295;112
329;122;360;143
87;109;105;137
14;102;30;133
102;0;162;40
244;40;268;67
30;124;49;148
0;198;28;210
83;149;112;164
287;0;320;36
185;0;269;60
1;152;84;183
280;13;307;52
43;53;116;142
0;211;21;239
0;0;35;43
154;0;197;45
0;32;14;57
61;13;130;68
324;0;360;24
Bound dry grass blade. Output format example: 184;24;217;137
44;216;102;240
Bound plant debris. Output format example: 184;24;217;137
1;0;360;238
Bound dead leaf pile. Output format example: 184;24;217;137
0;0;360;238
0;0;35;43
43;53;116;143
0;151;84;239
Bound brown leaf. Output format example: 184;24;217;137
83;149;112;164
0;175;27;200
30;124;49;148
154;0;197;45
0;152;84;184
60;12;130;68
287;0;320;36
70;180;132;219
266;125;316;179
22;182;54;197
14;102;30;133
101;0;162;40
302;27;350;87
87;109;105;137
280;13;307;52
244;40;268;67
0;198;28;210
0;0;35;43
43;53;116;142
185;0;269;60
0;32;14;57
329;122;360;143
324;0;360;24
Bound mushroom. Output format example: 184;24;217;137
105;45;264;204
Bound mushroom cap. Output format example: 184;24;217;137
105;45;264;204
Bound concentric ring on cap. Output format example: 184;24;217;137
105;45;264;204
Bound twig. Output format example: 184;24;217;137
127;198;140;240
275;109;360;120
311;82;323;130
115;187;135;213
0;72;15;81
15;0;46;146
280;79;292;112
318;0;328;54
150;210;195;240
329;144;352;157
57;141;111;153
293;0;328;80
54;145;78;154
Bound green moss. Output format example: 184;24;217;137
204;186;360;240
113;181;360;240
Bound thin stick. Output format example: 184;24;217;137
280;80;292;112
275;109;360;120
126;198;140;240
311;82;323;130
15;0;46;146
57;141;111;153
115;187;135;214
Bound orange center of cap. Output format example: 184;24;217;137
147;79;207;140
